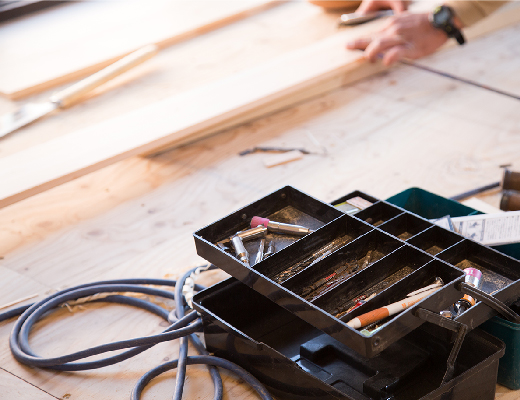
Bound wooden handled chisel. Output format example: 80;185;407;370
338;9;393;26
0;44;158;138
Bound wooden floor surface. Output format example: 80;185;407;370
0;3;519;400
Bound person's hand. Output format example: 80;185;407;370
356;0;409;15
346;12;449;66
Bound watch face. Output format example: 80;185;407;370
434;7;451;25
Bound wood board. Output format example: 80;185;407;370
0;0;280;99
0;368;58;400
0;2;519;211
415;21;520;97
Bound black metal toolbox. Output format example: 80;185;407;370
194;186;520;358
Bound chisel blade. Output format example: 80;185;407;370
0;101;57;139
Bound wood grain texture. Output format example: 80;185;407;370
0;368;58;400
0;1;338;160
0;0;281;99
417;3;520;96
1;2;519;211
0;266;51;309
0;31;369;209
1;67;519;282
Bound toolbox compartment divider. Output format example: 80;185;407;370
338;259;465;324
354;201;404;227
408;225;464;256
311;245;432;315
281;229;403;300
377;212;433;241
254;214;372;281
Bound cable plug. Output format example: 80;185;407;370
183;276;195;309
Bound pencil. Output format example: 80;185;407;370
346;287;440;329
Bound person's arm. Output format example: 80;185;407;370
444;1;507;27
354;0;508;25
346;1;508;66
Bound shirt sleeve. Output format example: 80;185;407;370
443;1;508;27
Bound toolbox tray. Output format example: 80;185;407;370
194;186;495;357
335;189;520;331
193;277;505;400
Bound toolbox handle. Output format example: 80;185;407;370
415;308;468;385
459;282;520;323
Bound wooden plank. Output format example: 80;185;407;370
0;266;50;308
0;369;58;400
0;2;437;209
0;29;372;209
146;1;520;156
0;0;280;99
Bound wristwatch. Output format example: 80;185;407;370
429;5;465;45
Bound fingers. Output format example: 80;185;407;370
346;36;412;66
356;0;408;15
381;45;410;66
364;36;405;62
356;2;379;14
392;0;409;13
346;12;444;66
346;37;372;50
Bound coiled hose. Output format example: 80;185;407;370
0;267;273;400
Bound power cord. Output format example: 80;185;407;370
0;266;274;400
